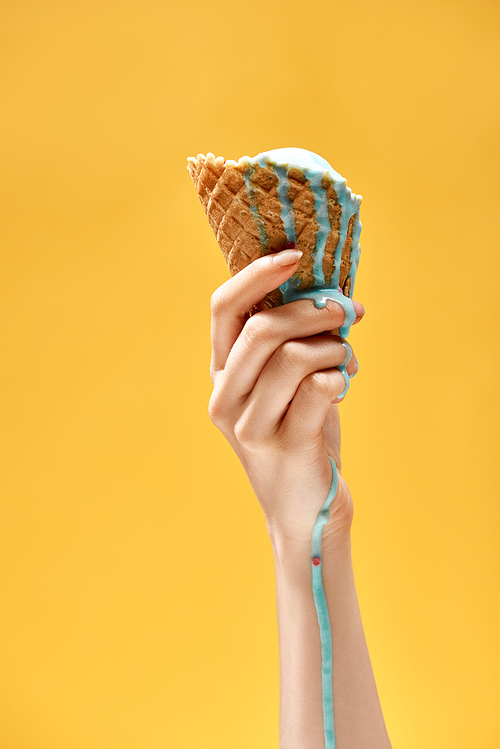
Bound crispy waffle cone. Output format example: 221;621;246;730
187;152;359;314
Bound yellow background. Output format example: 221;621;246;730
1;0;499;746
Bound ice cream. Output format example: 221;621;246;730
187;146;363;397
187;146;361;314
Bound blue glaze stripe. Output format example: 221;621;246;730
311;457;339;749
242;166;268;249
331;181;349;288
346;214;362;292
279;273;302;299
332;194;361;291
308;173;331;287
337;340;352;399
270;164;296;245
337;367;350;399
350;217;362;266
347;243;362;299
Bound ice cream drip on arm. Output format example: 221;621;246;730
311;457;340;749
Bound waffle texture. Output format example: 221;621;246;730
187;152;358;312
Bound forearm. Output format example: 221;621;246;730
271;531;391;749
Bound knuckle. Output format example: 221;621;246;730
233;417;259;448
275;341;308;373
321;301;345;327
310;371;334;395
302;371;337;398
210;288;229;319
208;392;227;427
322;335;350;367
242;312;272;348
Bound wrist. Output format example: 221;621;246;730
266;474;353;564
269;521;351;580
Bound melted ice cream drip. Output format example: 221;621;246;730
239;147;362;400
311;457;340;748
237;150;363;745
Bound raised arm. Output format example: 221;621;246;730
208;248;391;749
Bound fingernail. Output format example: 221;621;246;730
349;355;359;379
273;249;303;267
353;300;365;318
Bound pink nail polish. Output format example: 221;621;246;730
273;249;303;267
352;300;365;318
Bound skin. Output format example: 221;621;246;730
209;248;392;749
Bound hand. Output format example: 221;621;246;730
208;249;365;548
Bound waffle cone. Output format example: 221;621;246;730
187;152;358;314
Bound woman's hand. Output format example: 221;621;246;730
209;249;392;749
208;248;365;548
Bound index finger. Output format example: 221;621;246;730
210;249;302;380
